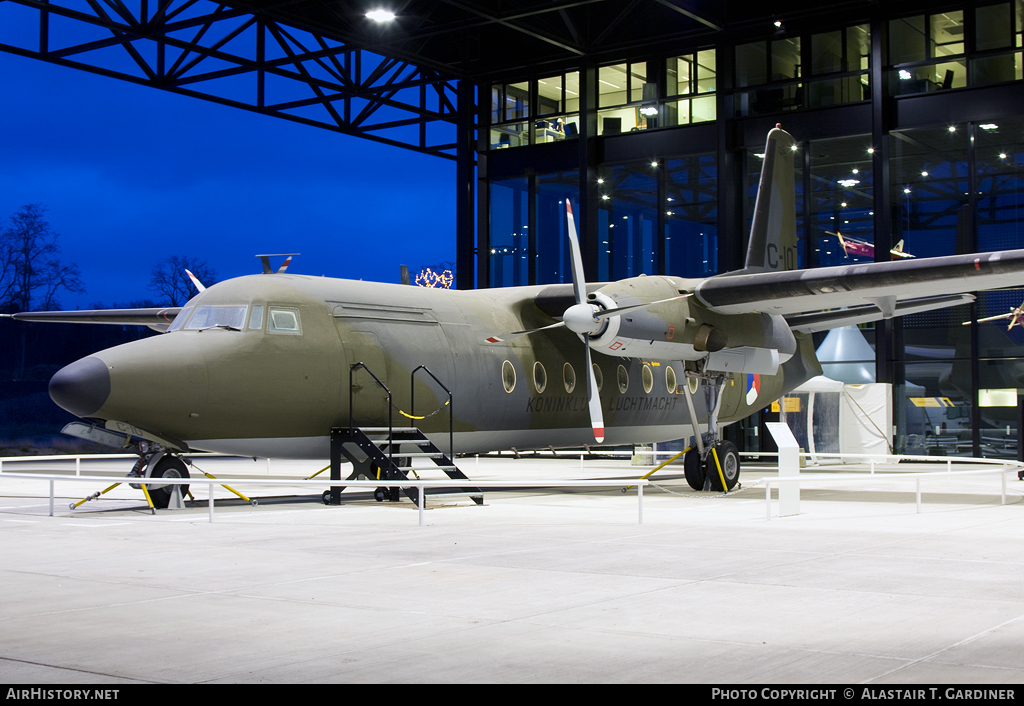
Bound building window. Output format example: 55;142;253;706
734;36;803;116
490;81;530;148
735;25;870;116
490;73;579;149
666;50;717;126
807;25;870;108
489;177;529;287
665;154;718;277
598;161;658;280
888;11;967;94
536;71;580;142
597;61;654;135
810;136;875;268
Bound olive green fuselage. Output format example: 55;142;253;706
67;273;821;458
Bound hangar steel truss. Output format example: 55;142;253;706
0;0;461;159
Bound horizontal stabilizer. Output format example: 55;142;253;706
695;249;1024;316
786;294;975;333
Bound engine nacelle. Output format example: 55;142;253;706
705;346;781;375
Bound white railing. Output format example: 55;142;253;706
754;453;1023;519
0;472;650;526
2;451;1020;524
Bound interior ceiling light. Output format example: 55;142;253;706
948;125;957;132
838;179;860;188
366;9;396;22
639;106;658;116
899;70;912;80
980;124;999;130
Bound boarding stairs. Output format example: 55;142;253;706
333;426;483;505
325;361;482;506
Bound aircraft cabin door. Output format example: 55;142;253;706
341;329;390;426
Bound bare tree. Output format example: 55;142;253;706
0;204;84;312
0;205;86;380
149;255;217;306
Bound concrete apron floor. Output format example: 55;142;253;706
1;456;1023;684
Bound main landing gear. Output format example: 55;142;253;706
684;441;740;492
681;368;742;492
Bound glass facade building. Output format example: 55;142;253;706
476;1;1024;458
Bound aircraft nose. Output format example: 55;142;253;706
49;356;110;418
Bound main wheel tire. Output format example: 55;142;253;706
707;441;740;491
684;449;706;490
148;456;190;508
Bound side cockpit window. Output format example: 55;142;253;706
167;305;193;332
249;305;264;330
268;307;301;334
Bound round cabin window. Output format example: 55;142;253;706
593;364;603;392
533;361;547;393
563;363;576;393
617;365;629;394
666;365;677;394
642;364;654;394
502;360;516;394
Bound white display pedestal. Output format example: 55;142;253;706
766;421;800;517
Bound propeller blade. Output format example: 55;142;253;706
565;201;587;305
583;338;604;443
484;321;566;343
184;269;206;293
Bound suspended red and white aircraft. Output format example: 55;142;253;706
832;232;914;260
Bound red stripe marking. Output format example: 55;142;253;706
975;258;981;270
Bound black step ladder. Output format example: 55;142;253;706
324;362;481;506
329;426;482;505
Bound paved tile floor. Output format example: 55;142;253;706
0;455;1022;684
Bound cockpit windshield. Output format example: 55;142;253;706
184;305;248;331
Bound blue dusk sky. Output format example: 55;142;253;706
0;49;456;310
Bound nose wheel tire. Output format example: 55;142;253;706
148;456;190;508
707;441;741;491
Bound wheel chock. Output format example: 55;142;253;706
166;484;185;510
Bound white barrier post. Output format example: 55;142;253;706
638;482;643;524
916;478;921;513
49;480;54;517
418;483;425;526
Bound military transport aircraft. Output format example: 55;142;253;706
11;127;1024;505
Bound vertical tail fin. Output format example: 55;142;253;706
744;127;798;272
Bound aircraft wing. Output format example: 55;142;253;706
693;249;1024;317
3;307;181;328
